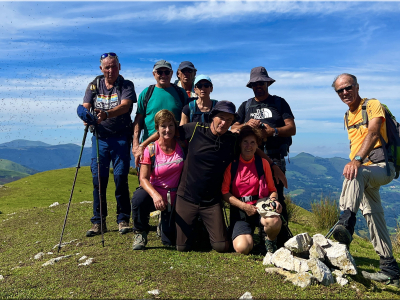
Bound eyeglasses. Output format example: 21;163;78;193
100;52;118;61
181;68;194;74
336;85;353;94
250;82;265;88
196;83;212;89
156;70;171;76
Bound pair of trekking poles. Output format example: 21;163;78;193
57;105;105;253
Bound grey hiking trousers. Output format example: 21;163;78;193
339;162;395;258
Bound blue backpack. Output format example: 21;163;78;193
188;99;218;122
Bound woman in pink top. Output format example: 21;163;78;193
132;110;185;250
222;125;282;255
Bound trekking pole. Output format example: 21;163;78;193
95;128;105;247
325;220;340;239
57;124;89;253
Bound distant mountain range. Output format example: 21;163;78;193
286;152;400;232
0;140;92;172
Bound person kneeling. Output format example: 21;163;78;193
131;110;185;250
222;125;282;254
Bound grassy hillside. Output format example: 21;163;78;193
0;168;399;299
0;159;37;175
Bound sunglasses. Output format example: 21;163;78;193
181;68;194;74
100;52;118;61
336;85;353;94
156;70;171;76
196;83;212;89
250;82;265;88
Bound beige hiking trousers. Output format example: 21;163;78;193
339;162;395;258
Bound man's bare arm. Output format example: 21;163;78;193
232;118;296;139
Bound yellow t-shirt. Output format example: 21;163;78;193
346;98;387;163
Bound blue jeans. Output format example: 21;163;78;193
131;187;176;246
90;135;131;224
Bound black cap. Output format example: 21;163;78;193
209;101;238;121
178;61;196;70
246;66;275;88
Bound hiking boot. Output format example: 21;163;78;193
86;222;107;237
132;231;148;250
332;224;353;246
118;221;132;234
265;238;277;253
362;271;399;287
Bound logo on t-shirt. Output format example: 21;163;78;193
96;93;118;110
250;108;272;120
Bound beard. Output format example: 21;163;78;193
254;89;266;98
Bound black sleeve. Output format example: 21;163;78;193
178;122;197;141
121;80;137;103
280;98;295;120
236;101;247;124
182;104;190;117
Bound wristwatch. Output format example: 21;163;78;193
354;155;363;164
273;128;278;137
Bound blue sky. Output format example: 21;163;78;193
1;1;400;159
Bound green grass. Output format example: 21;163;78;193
0;168;400;299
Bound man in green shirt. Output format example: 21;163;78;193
132;60;188;162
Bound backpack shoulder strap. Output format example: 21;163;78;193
171;83;186;106
188;100;196;122
273;95;282;112
211;100;218;108
147;142;156;170
90;75;104;99
143;85;155;114
345;99;370;130
244;98;254;116
254;154;265;179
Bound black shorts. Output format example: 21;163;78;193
230;205;261;240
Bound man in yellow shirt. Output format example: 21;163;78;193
332;73;399;287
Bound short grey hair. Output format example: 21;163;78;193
100;55;119;67
331;73;358;89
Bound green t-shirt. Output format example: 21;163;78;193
137;85;188;140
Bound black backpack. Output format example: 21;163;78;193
230;154;265;189
244;96;292;157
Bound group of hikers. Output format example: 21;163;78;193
81;52;399;287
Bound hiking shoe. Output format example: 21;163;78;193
362;271;399;287
265;238;277;253
132;231;148;250
86;222;107;237
118;221;132;234
332;224;353;246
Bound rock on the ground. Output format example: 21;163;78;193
78;258;94;266
271;248;294;270
0;275;4;280
49;202;59;207
148;289;160;295
336;276;349;286
312;234;329;247
332;270;343;277
239;291;253;299
52;239;78;249
262;252;273;265
79;201;92;204
293;257;309;273
34;252;45;260
307;258;334;286
309;242;326;261
79;256;88;261
284;233;312;253
42;255;72;267
288;272;318;288
265;267;316;288
324;241;357;275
